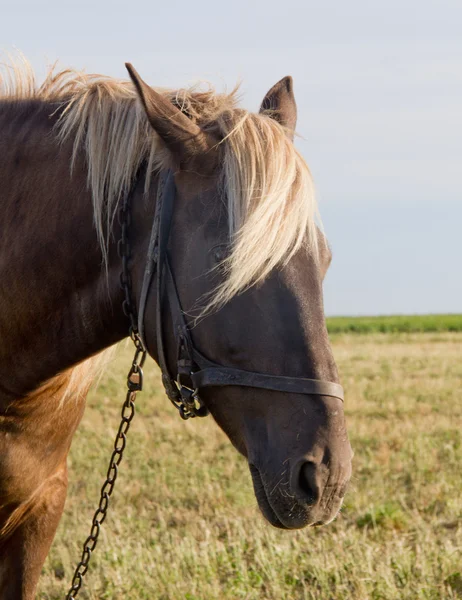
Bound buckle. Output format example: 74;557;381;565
175;374;209;420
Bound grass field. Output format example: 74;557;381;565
38;327;461;599
326;314;462;334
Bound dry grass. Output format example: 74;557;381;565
38;333;462;599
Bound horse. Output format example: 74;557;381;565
0;56;352;599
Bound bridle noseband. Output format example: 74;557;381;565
133;170;344;420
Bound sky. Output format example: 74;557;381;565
1;0;461;315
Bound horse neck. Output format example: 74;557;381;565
0;100;155;402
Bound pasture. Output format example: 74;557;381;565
38;321;461;599
326;314;462;334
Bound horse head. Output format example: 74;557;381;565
126;65;353;529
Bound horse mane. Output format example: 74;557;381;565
1;54;320;315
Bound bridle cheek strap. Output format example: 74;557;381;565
137;169;344;420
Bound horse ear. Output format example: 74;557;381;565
125;63;212;163
259;76;297;140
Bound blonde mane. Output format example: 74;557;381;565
1;55;320;315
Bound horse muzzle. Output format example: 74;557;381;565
249;455;351;530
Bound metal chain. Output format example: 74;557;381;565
66;187;146;599
65;339;146;599
118;186;139;338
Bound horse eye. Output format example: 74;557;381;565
212;244;228;263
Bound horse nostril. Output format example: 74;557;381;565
297;461;322;506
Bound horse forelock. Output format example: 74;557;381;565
204;111;320;314
1;55;320;315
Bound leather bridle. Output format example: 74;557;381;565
135;169;344;420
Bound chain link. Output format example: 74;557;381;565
66;187;146;599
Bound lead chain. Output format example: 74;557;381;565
118;189;138;337
66;182;145;598
65;336;146;599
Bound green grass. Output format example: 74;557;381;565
326;314;462;334
38;333;462;599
